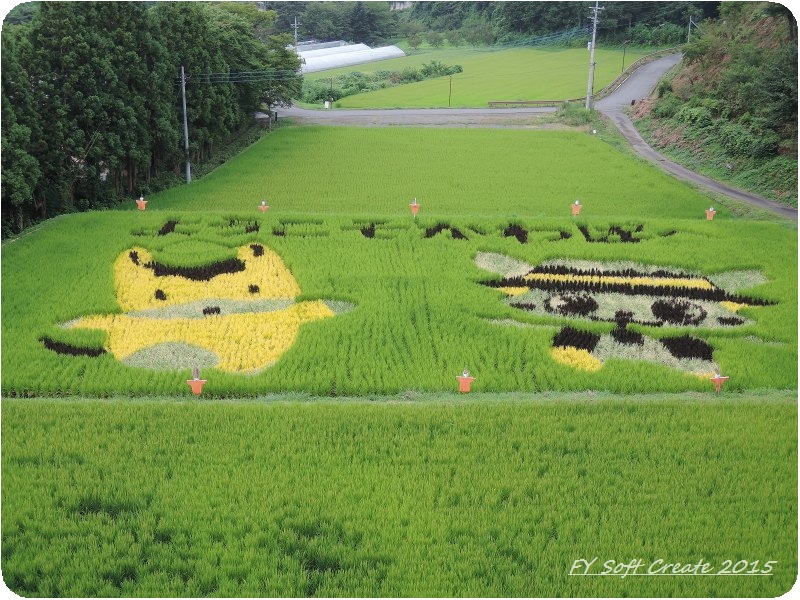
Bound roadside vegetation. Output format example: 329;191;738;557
301;60;463;104
631;2;797;206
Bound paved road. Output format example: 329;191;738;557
272;58;796;219
277;105;556;127
596;54;797;220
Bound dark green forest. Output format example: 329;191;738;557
262;1;716;47
1;2;299;236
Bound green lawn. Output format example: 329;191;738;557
2;394;796;597
303;46;650;108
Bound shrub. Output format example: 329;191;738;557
652;94;682;118
675;105;714;130
557;102;594;126
717;120;780;158
656;79;673;99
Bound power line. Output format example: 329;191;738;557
179;70;300;85
177;66;300;184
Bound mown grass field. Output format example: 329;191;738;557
3;395;796;597
303;46;650;108
2;124;797;597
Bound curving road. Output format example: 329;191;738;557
275;57;796;219
595;54;797;220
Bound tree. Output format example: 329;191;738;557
427;30;444;47
348;2;370;43
447;29;464;46
1;26;40;233
150;2;239;164
260;33;302;109
211;2;278;43
764;2;796;42
301;2;344;41
1;0;303;236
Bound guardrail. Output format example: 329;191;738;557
487;99;580;108
487;46;684;108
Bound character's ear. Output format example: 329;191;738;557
707;270;767;293
474;252;534;277
115;247;157;311
121;247;154;281
126;248;148;268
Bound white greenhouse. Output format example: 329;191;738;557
297;43;406;73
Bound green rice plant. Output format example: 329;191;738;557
303;47;650;108
2;396;796;596
148;126;727;221
2;210;795;397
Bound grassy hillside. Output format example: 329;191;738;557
3;395;796;597
303;46;650;108
632;3;797;206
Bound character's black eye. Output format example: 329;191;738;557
651;299;706;326
250;244;264;257
129;251;139;265
155;289;166;301
248;284;259;294
545;293;598;317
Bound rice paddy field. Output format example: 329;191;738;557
2;124;797;597
303;46;651;108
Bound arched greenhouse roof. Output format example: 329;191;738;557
299;44;406;73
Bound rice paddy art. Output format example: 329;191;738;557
51;243;352;373
477;253;776;376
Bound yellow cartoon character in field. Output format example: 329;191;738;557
64;243;350;373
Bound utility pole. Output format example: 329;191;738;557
180;66;191;183
621;39;629;74
687;15;696;43
448;75;452;107
293;16;299;48
585;0;602;110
